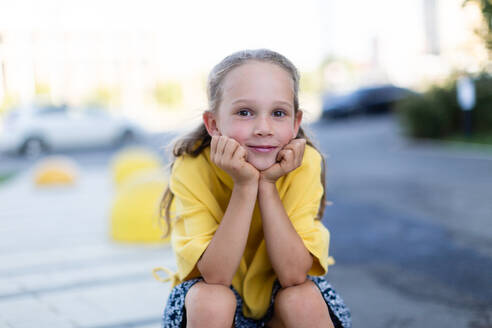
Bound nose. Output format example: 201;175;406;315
254;116;273;136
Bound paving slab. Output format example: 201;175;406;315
0;163;174;328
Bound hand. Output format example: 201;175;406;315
260;138;306;184
210;135;259;186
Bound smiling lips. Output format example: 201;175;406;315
248;145;277;153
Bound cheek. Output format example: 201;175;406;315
221;123;250;144
278;125;295;145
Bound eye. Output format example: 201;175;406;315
273;110;286;117
237;109;252;117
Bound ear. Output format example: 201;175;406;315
293;110;303;137
203;111;220;136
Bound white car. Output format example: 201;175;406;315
0;105;144;157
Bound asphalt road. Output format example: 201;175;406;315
1;113;491;327
313;115;492;327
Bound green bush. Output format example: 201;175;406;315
473;72;492;131
396;73;492;139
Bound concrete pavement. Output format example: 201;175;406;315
0;165;175;328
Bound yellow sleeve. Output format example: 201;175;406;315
281;146;334;276
169;156;221;282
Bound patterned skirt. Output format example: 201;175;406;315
162;275;352;328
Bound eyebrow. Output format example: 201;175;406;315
231;99;293;108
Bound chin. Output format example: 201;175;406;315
247;157;277;171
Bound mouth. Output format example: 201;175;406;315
247;145;278;153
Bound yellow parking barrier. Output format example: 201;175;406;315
110;169;170;243
111;147;162;187
34;156;78;186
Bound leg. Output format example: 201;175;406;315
267;280;335;328
184;281;236;328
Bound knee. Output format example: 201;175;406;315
274;280;326;319
185;282;236;328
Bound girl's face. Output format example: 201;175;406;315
204;61;302;171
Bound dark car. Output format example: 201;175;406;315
322;84;415;118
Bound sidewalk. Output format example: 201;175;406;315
0;164;174;328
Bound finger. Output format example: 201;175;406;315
276;148;286;162
287;138;305;150
294;138;306;150
288;138;305;146
210;136;218;158
293;139;305;161
277;148;293;163
213;136;226;163
233;145;247;163
282;149;294;164
284;139;305;164
281;139;301;154
224;138;239;161
297;140;306;164
283;151;296;172
276;149;285;162
216;136;227;156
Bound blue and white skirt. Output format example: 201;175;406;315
162;275;352;328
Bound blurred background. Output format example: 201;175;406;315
0;0;491;327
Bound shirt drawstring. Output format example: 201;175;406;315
152;267;180;286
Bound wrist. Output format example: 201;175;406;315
233;180;259;193
258;179;277;194
259;172;279;185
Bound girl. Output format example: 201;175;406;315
158;49;351;328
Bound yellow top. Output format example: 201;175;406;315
168;144;334;319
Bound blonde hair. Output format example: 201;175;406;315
160;49;327;236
